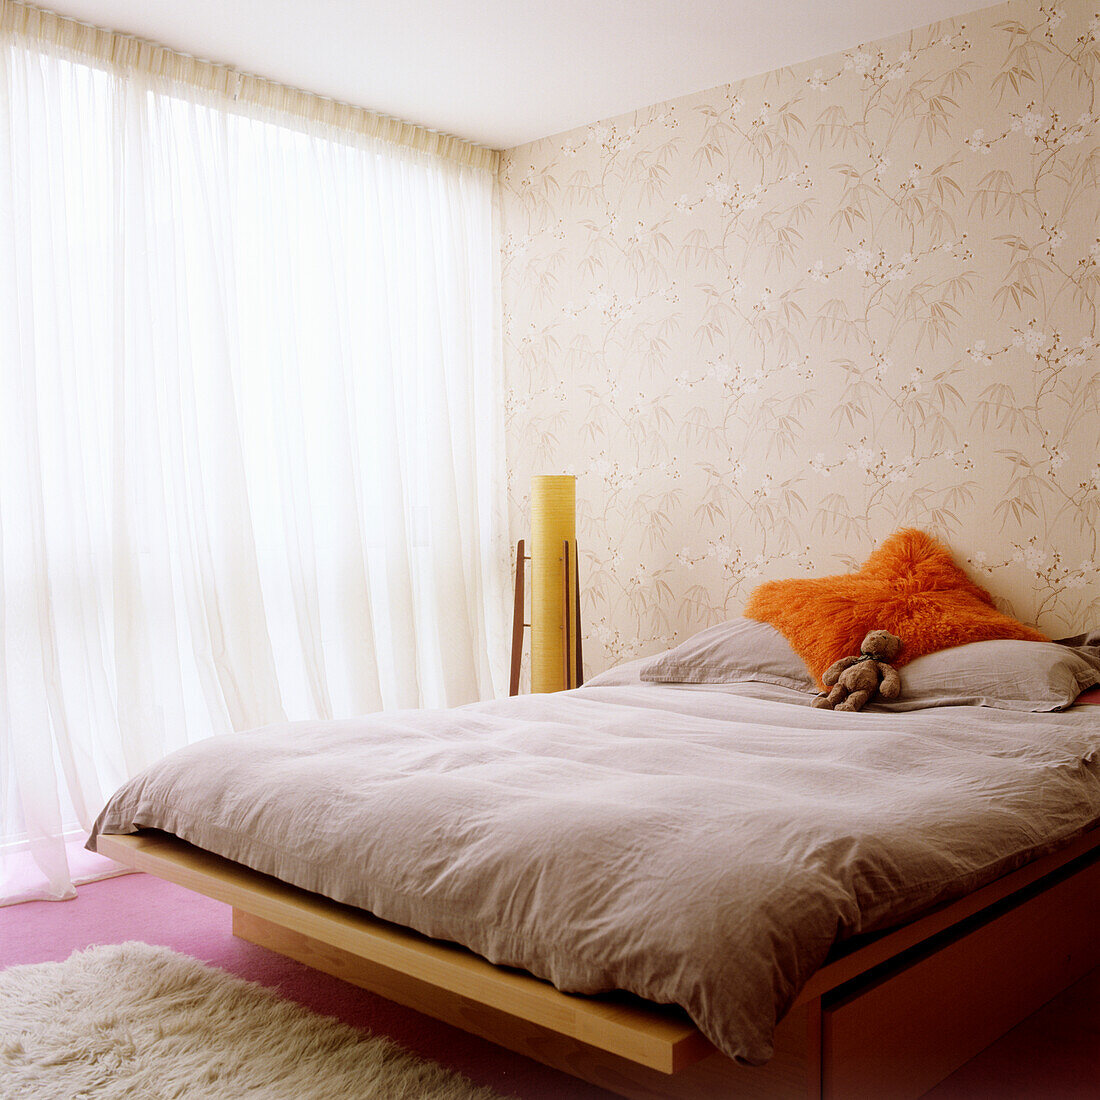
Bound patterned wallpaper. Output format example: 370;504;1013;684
499;1;1100;675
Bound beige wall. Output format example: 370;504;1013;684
499;0;1100;675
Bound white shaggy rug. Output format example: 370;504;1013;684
0;941;507;1099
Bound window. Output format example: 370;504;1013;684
0;12;507;902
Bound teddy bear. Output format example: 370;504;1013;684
812;630;903;712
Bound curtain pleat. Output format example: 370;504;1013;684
0;15;508;904
0;0;498;171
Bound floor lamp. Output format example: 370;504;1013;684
510;475;583;695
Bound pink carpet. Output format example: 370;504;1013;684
0;872;611;1099
0;836;129;905
2;873;1098;1098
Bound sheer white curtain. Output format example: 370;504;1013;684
0;18;509;904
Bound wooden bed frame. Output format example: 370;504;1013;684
97;825;1100;1099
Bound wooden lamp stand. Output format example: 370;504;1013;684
509;537;583;695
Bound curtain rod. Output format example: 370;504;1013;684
0;0;499;173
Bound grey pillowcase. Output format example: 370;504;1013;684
639;618;815;690
878;639;1100;712
1056;629;1100;648
636;627;1100;711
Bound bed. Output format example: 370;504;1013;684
89;621;1100;1100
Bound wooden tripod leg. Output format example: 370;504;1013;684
509;539;526;696
563;540;572;688
561;540;584;690
574;542;583;687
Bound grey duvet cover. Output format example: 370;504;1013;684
89;670;1100;1064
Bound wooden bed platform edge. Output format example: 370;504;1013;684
96;828;1100;1100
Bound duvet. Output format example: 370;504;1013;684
89;670;1100;1064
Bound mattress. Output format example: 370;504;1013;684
89;668;1100;1064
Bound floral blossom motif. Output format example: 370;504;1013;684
501;1;1099;675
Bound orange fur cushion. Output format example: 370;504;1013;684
745;529;1048;688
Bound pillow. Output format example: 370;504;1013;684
639;618;814;690
582;655;651;688
875;639;1100;712
744;528;1048;687
1056;629;1100;648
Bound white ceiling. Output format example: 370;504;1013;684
41;0;997;149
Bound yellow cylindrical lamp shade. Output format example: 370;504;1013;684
530;475;577;693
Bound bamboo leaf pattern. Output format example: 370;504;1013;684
501;1;1100;674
